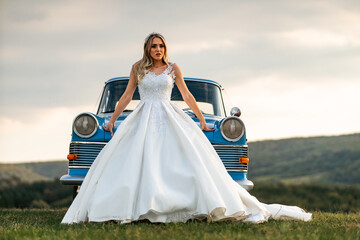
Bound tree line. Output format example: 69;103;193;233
1;177;359;213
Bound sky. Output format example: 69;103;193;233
0;0;359;163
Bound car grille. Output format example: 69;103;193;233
213;145;248;172
69;142;248;172
69;142;106;167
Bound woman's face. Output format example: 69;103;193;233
149;37;165;61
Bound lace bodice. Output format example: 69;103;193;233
138;63;176;102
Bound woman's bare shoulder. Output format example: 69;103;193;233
170;62;181;71
132;60;141;69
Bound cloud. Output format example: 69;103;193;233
274;28;360;48
0;105;93;163
1;0;360;162
172;40;237;54
224;77;360;140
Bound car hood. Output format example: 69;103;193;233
101;113;219;142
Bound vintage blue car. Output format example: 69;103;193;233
60;77;254;197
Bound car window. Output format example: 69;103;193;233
97;80;225;117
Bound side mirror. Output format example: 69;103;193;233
230;107;241;117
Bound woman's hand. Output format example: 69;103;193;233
200;120;214;131
103;121;115;136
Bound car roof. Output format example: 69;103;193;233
105;77;222;88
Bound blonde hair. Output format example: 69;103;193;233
134;33;170;82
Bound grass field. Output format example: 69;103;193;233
0;209;359;240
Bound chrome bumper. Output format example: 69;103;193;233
60;174;84;185
60;175;254;190
235;179;254;190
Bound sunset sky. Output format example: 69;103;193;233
1;0;359;163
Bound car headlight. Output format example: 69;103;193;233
73;113;98;138
220;117;245;142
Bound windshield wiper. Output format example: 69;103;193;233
102;109;133;114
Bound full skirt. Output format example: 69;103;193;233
61;100;311;224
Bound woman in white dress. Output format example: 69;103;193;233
61;33;312;224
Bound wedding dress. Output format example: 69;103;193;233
61;64;311;224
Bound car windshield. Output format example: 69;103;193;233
97;79;226;117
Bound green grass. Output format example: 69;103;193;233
0;209;359;240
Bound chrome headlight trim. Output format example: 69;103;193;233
72;112;99;138
220;116;245;142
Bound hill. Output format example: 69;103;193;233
0;161;67;187
248;133;360;185
0;133;359;186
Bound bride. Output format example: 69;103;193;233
61;33;312;224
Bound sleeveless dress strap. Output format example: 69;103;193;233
166;63;176;80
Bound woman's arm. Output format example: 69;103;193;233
173;63;214;131
103;65;138;136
